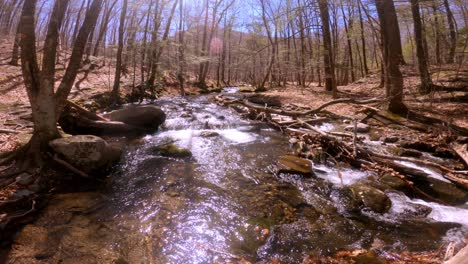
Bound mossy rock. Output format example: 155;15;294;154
151;144;192;158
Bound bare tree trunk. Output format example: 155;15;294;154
111;0;128;102
318;0;337;97
375;0;408;115
443;0;456;63
178;0;186;96
258;0;275;91
357;1;368;75
92;0;117;57
18;0;68;162
140;0;153;84
410;0;433;94
432;3;441;65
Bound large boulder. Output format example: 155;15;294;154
50;135;122;174
348;184;392;214
103;105;166;130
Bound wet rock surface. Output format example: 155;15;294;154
348;184;392;214
103;105;166;130
49;135;122;174
277;155;314;176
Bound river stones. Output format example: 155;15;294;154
103;105;166;130
277;155;314;177
50;135;122;174
348;184;392;214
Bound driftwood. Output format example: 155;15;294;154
0;128;19;134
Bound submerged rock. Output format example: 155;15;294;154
50;135;122;174
379;174;409;191
415;177;467;204
345;123;370;133
200;131;219;137
103;105;166;131
348;184;392;214
150;144;192;158
383;136;399;144
399;149;423;158
277;155;314;177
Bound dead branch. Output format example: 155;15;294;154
0;128;19;134
52;154;92;179
66;100;109;121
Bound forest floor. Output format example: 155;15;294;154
0;31;466;180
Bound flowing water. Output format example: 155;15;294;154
89;89;468;263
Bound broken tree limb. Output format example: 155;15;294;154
450;142;468;167
66;100;109;121
52;154;91;179
0;128;19;134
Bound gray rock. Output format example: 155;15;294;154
104;105;166;130
348;184;392;214
12;189;34;199
345;123;370;133
50;135;122;174
15;173;34;186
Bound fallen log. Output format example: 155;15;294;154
216;94;385;118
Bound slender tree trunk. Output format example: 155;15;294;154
358;1;368;75
375;0;408;115
258;0;275;91
432;3;441;65
140;0;153;84
443;0;456;63
111;0;128;101
318;0;337;97
178;0;186;96
410;0;433;94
